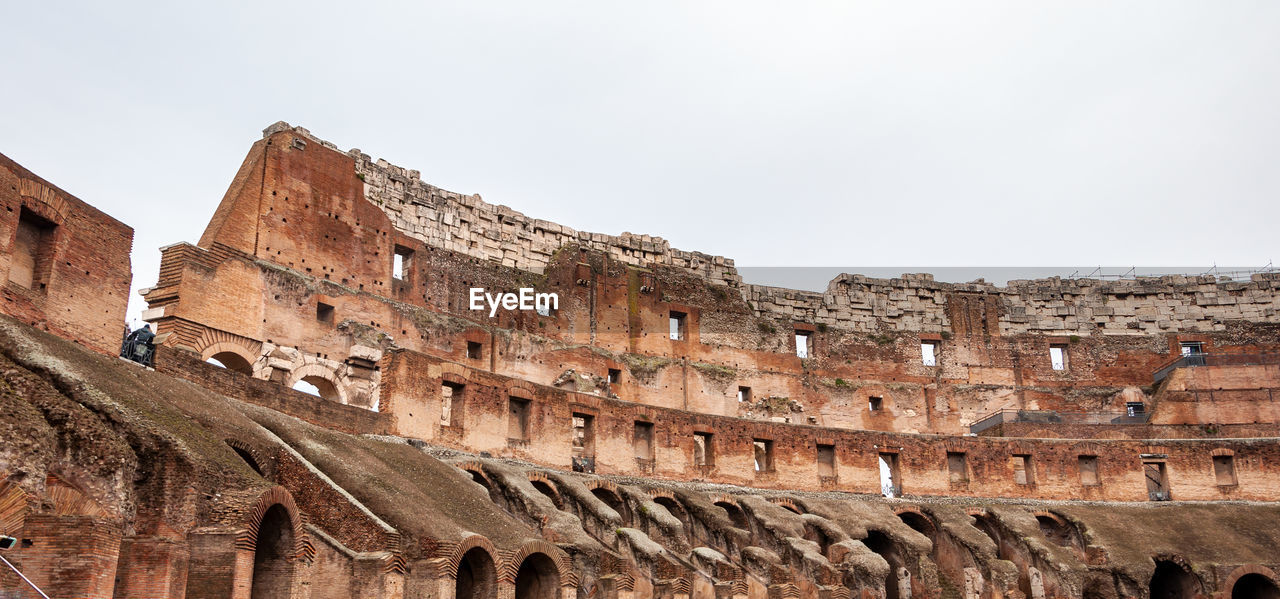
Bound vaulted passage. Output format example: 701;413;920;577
515;552;560;599
531;480;563;510
456;547;497;599
1150;561;1199;599
209;351;254;375
864;530;908;599
715;501;749;530
251;504;294;599
591;487;631;525
1232;574;1280;599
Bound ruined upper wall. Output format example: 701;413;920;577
267;122;1280;337
746;272;1280;335
266;122;742;288
0;152;133;354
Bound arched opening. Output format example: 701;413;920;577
803;522;833;556
1036;514;1084;555
775;501;803;515
1150;560;1199;599
591;487;631;526
653;496;691;532
251;504;294;599
1233;574;1280;599
973;514;1033;598
897;511;936;540
714;501;749;530
455;547;497;599
864;530;908;599
515;552;560;599
530;480;563;510
227;442;264;476
208;351;254;375
292;375;340;402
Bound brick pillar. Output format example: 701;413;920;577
497;580;517;599
112;535;191;598
183;531;242;599
2;514;122;599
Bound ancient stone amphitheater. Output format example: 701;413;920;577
1;123;1279;599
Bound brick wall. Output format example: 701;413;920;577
381;347;1280;502
0;153;133;355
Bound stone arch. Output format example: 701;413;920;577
770;498;804;514
287;363;347;404
1031;511;1084;555
895;507;937;539
586;480;631;525
237;487;306;599
225;438;273;479
711;495;749;530
1150;557;1202;599
513;551;562;599
440;360;471;383
45;474;108;518
506;380;536;400
649;490;691;531
195;328;262;368
450;537;500;599
202;341;258;376
504;541;575;586
527;473;563;510
1225;567;1280;599
459;463;504;507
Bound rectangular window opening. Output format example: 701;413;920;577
1079;455;1100;486
634;421;655;461
1181;341;1206;366
1144;461;1170;501
738;386;752;403
669;311;687;341
393;246;413;281
693;432;714;467
572;413;595;458
608;368;621;385
1013;454;1033;485
9;209;56;290
1050;345;1068;371
316;302;335;324
817;444;836;477
921;341;939;366
753;439;774;473
1213;455;1237;487
947;452;968;484
508;397;531;441
868;396;883;412
879;452;900;497
466;341;483;360
795;331;812;359
440;381;464;427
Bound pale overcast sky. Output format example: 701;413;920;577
2;2;1277;322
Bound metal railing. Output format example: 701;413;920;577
1153;353;1280;384
969;409;1150;434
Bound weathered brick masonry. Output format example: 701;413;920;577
5;123;1280;599
0;152;133;354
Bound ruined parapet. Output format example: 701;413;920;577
745;272;1280;335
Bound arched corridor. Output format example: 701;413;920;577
515;552;560;599
456;547;497;599
1232;574;1280;599
251;504;294;599
1150;560;1199;599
